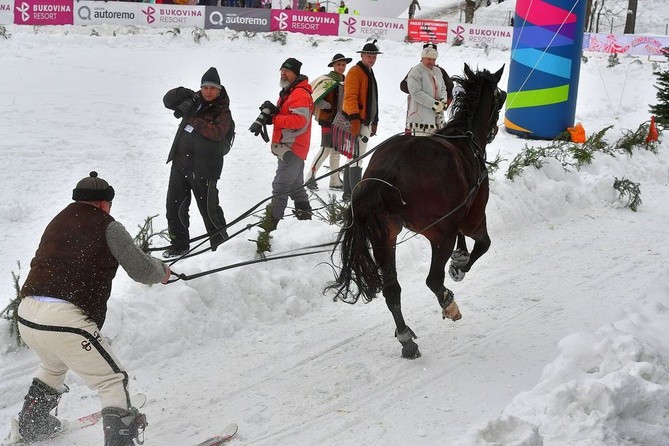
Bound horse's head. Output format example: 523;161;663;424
450;64;506;146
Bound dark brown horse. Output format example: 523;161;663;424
327;64;506;358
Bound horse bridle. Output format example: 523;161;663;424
486;87;507;144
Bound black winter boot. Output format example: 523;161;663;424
349;166;363;198
18;378;62;442
102;407;147;446
293;201;313;220
210;230;229;252
342;166;351;201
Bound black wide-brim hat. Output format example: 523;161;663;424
356;39;383;54
328;53;353;67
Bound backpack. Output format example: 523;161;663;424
222;118;235;156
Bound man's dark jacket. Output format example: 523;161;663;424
164;87;233;180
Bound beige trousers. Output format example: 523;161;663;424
18;297;131;410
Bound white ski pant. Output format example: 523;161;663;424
18;297;131;410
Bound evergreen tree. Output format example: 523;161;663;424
649;48;669;128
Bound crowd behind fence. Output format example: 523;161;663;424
1;0;667;55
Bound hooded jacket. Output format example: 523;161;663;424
164;86;233;180
272;75;314;160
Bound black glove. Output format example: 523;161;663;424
260;100;279;117
174;94;200;119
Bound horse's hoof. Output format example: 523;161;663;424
451;249;470;267
442;301;462;321
449;264;466;282
401;341;421;359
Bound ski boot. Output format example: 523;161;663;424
102;407;147;446
18;378;63;442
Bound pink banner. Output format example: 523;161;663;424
270;10;338;36
14;0;73;25
585;33;669;56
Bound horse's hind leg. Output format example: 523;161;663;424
427;234;462;322
376;221;420;359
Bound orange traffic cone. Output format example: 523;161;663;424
646;116;659;143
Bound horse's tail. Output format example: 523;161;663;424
326;178;404;304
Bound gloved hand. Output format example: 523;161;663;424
432;101;446;113
315;99;332;110
260;100;279;117
349;118;361;137
371;122;377;137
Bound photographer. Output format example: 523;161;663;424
163;67;233;258
249;58;313;231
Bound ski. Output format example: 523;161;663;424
193;423;238;446
2;393;147;445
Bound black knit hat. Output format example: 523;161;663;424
280;57;302;76
356;39;383;54
72;171;115;202
201;67;222;89
328;53;352;67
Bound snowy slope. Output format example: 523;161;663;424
1;1;669;444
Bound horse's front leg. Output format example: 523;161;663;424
427;236;462;322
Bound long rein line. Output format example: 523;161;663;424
164;138;383;280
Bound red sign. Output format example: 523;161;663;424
407;19;448;43
14;0;73;25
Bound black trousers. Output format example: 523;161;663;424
166;166;227;250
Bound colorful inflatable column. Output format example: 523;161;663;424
504;0;587;139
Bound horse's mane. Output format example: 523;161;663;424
439;68;496;137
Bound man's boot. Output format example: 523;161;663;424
102;407;147;446
293;201;313;220
210;229;229;252
328;151;343;190
342;166;351;201
349;166;363;198
18;378;62;442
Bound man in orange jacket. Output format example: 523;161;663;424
255;58;314;231
341;40;381;200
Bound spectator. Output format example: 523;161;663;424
340;40;381;201
163;67;233;257
306;53;352;191
405;43;453;135
408;0;420;19
14;171;170;446
250;58;314;231
337;0;348;13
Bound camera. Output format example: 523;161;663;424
249;100;278;141
174;94;200;119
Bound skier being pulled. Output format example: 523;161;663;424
12;172;170;445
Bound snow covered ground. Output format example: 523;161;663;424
1;1;668;444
